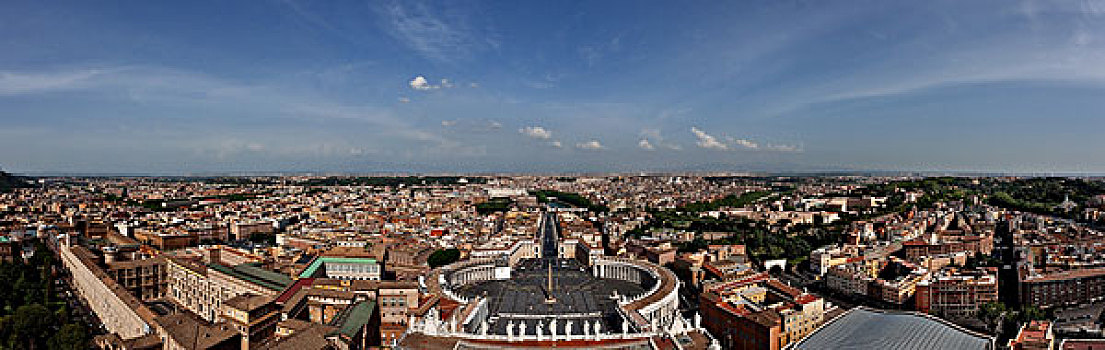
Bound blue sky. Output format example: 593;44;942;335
2;0;1105;174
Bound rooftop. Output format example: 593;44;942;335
298;256;378;278
331;300;377;339
223;293;273;311
790;307;993;350
267;324;335;350
207;262;292;291
154;313;239;349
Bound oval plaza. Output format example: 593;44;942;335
404;211;715;349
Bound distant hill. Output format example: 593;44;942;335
0;170;30;192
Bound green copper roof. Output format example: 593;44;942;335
331;301;377;339
297;257;378;278
207;262;292;291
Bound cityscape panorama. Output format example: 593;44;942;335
4;1;1105;350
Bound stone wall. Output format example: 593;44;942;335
59;243;154;339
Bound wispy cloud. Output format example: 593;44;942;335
576;140;604;150
578;35;623;67
441;119;502;133
764;143;804;153
525;81;556;89
0;65;273;106
1082;0;1105;16
0;65;465;160
198;139;267;161
691;127;728;150
410;75;455;91
376;1;493;62
727;136;759;150
409;75;462;91
640;128;681;150
519;126;552;139
638;139;655;150
759;1;1105;116
0;68;111;95
278;0;340;32
689;126;800;152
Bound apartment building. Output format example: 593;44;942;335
916;268;999;321
700;272;825;350
1020;268;1105;309
167;257;292;321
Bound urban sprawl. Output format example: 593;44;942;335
3;173;1105;350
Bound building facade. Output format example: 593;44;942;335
1020;268;1105;309
699;272;825;350
915;268;998;321
106;256;167;302
167;257;291;321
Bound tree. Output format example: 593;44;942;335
428;249;461;268
53;305;70;325
475;198;513;215
978;302;1007;331
1018;306;1047;322
0;315;13;349
677;238;708;253
47;324;89;350
12;304;52;349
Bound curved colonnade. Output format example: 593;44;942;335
418;255;680;342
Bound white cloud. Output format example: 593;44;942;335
519;126;552;139
409;75;458;91
398;96;411;103
576;140;604;150
0;68;111;95
687;128;796;151
638;139;655;150
551;140;563;148
727;137;760;150
439;119;502;132
469;82;479;88
409;75;438;90
639;128;682;150
765;143;804;152
691;127;728;150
